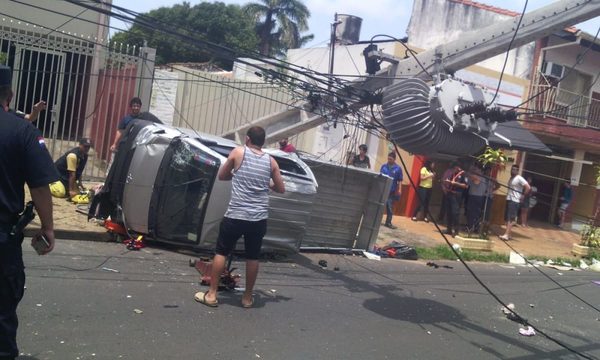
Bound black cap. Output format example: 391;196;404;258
0;65;12;87
79;137;92;147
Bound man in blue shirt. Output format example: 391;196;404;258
110;97;142;153
380;152;403;229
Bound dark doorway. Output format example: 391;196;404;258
525;153;572;223
13;48;64;140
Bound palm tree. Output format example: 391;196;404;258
243;0;312;56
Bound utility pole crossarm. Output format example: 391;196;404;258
396;0;600;78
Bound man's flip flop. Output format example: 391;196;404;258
194;291;218;307
241;297;254;309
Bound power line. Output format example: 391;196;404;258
0;7;368;132
67;0;352;95
390;141;596;359
8;0;356;105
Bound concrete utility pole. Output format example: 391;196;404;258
362;0;600;91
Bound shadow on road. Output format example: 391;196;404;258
290;253;599;359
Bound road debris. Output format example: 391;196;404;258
509;251;526;265
318;260;328;268
519;326;536;336
372;241;418;260
133;309;143;314
362;251;381;261
589;261;600;272
101;267;120;273
501;303;515;315
426;262;453;269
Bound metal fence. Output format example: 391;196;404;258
170;66;295;136
0;24;154;180
528;71;600;129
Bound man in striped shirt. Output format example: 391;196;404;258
195;126;285;309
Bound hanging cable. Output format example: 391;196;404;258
488;0;528;105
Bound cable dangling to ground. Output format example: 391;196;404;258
389;141;596;360
495;234;600;313
463;171;600;314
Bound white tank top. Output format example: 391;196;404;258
224;146;272;221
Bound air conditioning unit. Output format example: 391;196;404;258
541;61;564;79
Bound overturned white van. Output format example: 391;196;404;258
91;120;318;253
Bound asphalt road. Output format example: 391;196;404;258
14;239;600;360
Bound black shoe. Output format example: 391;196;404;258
384;223;398;229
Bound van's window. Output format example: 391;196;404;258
273;156;308;176
154;140;219;243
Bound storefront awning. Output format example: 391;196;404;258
488;121;552;155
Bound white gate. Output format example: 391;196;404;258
0;26;155;180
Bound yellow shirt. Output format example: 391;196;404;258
420;167;433;188
66;153;78;172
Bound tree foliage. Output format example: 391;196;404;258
110;2;259;69
243;0;313;57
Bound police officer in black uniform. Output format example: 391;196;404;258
0;65;58;360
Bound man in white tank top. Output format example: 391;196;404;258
195;126;285;308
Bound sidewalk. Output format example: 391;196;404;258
24;190;582;259
378;215;581;259
24;187;110;241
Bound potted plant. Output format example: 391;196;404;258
573;222;600;256
573;165;600;256
475;147;508;171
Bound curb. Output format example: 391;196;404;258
24;227;113;242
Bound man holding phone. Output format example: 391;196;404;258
0;65;58;360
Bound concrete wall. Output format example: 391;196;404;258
149;68;179;127
1;0;110;40
407;0;534;79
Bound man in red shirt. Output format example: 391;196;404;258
278;137;296;153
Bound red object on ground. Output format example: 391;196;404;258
124;236;145;250
104;219;127;236
191;258;240;290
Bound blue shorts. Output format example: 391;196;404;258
506;201;520;221
215;217;267;260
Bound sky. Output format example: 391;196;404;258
110;0;600;48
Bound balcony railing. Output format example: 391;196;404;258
527;73;600;129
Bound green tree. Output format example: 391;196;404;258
111;2;259;69
243;0;313;57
